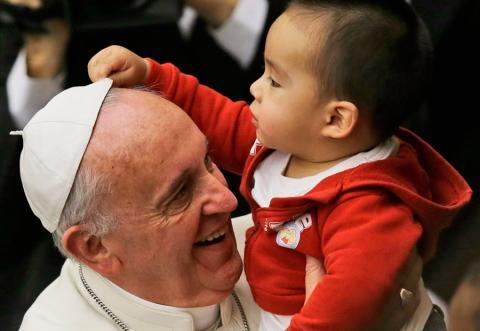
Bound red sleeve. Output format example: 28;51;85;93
288;193;423;331
144;58;256;175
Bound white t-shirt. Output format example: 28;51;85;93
252;137;399;208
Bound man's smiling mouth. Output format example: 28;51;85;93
194;223;229;246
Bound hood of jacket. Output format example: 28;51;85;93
302;128;472;259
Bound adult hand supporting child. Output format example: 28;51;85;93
368;248;422;331
304;250;422;331
304;255;325;301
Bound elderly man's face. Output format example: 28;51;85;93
88;90;242;307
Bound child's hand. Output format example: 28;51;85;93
88;45;149;87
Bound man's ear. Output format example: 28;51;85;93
62;225;121;277
321;100;358;139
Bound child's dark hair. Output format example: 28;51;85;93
288;0;433;139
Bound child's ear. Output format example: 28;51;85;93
321;101;358;139
63;225;121;277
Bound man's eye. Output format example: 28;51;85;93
162;182;192;216
205;154;214;172
269;77;280;88
175;184;189;200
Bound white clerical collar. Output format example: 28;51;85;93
72;260;228;331
107;279;220;331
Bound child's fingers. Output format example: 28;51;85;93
88;45;127;82
88;56;114;82
107;68;135;87
88;63;113;82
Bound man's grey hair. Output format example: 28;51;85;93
52;87;123;258
53;166;117;258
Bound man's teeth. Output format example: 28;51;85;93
196;223;228;244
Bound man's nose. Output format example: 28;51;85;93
201;175;238;215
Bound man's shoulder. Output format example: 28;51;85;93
19;260;78;330
19;260;114;331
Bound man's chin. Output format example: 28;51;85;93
199;257;243;303
193;230;243;292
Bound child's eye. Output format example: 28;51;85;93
269;77;281;88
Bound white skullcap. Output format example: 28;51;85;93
15;78;113;232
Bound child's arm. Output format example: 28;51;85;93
88;46;256;174
289;192;423;331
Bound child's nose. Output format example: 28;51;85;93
250;78;262;101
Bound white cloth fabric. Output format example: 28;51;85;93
259;311;291;331
107;279;220;331
7;0;268;129
19;214;260;331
